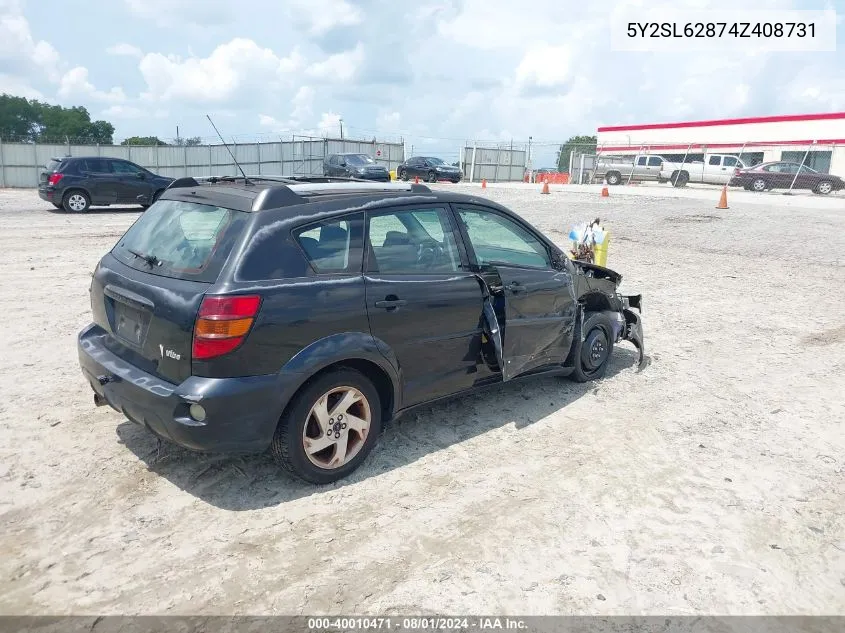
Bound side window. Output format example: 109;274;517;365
111;160;140;175
457;207;550;269
708;156;721;166
82;158;110;173
636;157;647;166
723;156;738;167
293;213;364;274
647;157;662;167
367;207;460;274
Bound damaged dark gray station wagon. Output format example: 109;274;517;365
78;177;644;484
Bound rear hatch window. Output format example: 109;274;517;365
111;199;247;283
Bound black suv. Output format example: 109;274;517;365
323;153;390;181
78;176;644;484
39;156;175;212
397;156;462;183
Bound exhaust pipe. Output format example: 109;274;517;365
94;393;107;407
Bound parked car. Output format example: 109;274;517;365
78;176;644;484
323;153;390;181
38;156;175;213
729;161;843;195
659;154;747;187
396;156;462;183
594;155;668;185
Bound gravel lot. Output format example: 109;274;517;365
1;184;843;616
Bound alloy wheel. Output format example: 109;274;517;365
302;386;371;469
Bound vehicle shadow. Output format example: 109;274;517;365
45;206;144;215
117;347;644;510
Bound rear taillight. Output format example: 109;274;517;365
48;173;63;186
192;295;261;360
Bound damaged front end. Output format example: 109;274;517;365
571;260;645;369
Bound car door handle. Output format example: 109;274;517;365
508;281;522;293
375;298;407;309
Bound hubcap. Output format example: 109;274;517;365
818;182;831;194
581;328;610;371
752;179;766;191
68;194;86;211
302;386;371;470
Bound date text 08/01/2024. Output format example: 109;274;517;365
307;617;528;630
627;22;816;38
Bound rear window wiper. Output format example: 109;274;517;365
127;248;160;267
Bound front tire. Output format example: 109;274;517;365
62;190;90;213
399;169;408;181
428;171;437;183
271;369;382;484
815;181;833;195
570;312;615;383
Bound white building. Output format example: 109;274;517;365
596;112;845;176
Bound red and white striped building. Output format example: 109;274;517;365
596;112;845;177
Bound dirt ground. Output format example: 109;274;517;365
0;185;843;616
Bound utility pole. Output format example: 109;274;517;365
527;136;533;182
176;126;179;144
339;118;344;140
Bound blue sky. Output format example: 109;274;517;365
2;0;843;167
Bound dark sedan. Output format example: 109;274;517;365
729;161;844;195
323;153;390;181
38;156;175;212
396;156;462;183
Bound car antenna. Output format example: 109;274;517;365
206;114;251;185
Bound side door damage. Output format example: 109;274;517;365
474;266;645;382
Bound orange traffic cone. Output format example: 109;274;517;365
716;185;729;209
481;179;487;189
413;175;419;184
541;180;550;194
601;186;609;197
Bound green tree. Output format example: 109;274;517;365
122;136;168;146
0;94;115;143
557;135;597;171
0;94;37;140
174;136;203;146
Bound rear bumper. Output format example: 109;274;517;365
78;324;286;453
359;173;390;182
38;187;57;201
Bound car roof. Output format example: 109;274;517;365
158;176;508;216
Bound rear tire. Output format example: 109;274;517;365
606;171;621;186
751;178;767;192
399;169;408;181
570;312;615;383
270;369;382;484
672;171;689;188
62;190;90;213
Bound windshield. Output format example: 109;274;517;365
347;154;375;165
111;200;247;283
427;157;446;165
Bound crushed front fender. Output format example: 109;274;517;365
622;299;645;369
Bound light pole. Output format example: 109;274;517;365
339;118;344;140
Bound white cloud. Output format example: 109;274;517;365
0;3;62;82
138;38;303;103
0;73;44;99
376;110;401;133
515;44;572;88
306;43;364;82
316;112;342;137
285;0;362;35
101;104;167;119
58;66;126;103
106;43;143;58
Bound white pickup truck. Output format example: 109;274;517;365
660;154;747;187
